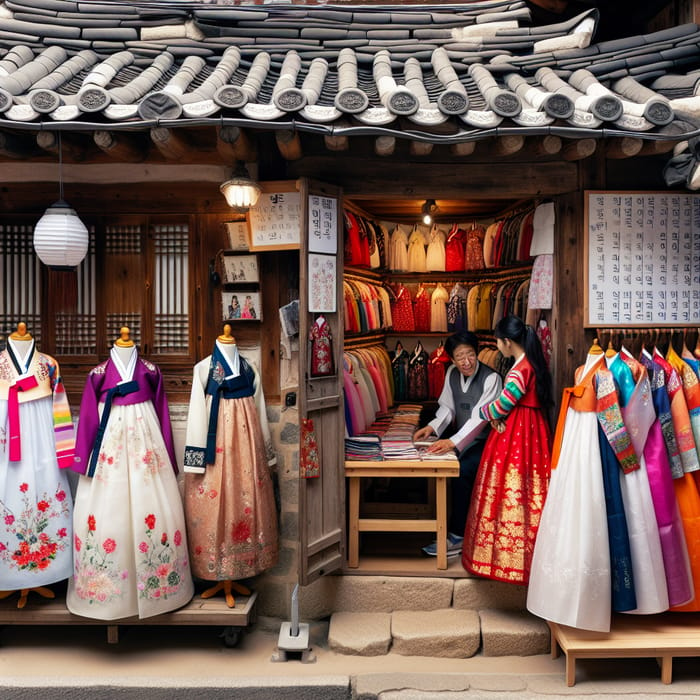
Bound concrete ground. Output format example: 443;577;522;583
1;617;699;699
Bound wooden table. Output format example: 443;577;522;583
549;613;700;686
345;459;460;570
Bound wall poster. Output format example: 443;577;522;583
308;253;337;313
585;191;700;327
248;190;301;251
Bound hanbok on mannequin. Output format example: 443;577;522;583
183;325;278;607
0;323;75;607
67;327;193;620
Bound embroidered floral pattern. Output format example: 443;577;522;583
137;513;189;601
0;483;70;573
72;513;126;604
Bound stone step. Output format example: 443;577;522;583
328;608;549;658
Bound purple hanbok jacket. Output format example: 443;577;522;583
71;356;176;475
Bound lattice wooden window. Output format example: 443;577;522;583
0;223;42;345
55;229;97;355
152;222;189;355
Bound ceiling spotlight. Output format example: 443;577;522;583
421;199;439;225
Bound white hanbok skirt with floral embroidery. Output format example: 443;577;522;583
0;396;73;589
67;401;193;620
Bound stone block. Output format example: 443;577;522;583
479;608;550;657
298;576;339;620
330;575;454;612
452;577;527;611
391;608;480;658
328;611;391;656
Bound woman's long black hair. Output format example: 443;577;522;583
494;314;554;417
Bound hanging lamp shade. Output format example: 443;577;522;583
220;162;262;210
33;199;89;269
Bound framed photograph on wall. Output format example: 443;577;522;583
222;254;259;283
222;290;262;322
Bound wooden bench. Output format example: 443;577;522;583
345;459;460;570
549;613;700;686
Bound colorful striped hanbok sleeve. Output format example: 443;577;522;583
479;367;527;421
49;360;76;469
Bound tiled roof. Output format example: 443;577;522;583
0;0;699;150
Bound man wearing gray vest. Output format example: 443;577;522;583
413;331;502;556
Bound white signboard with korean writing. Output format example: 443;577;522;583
248;190;301;251
585;191;700;326
307;194;338;254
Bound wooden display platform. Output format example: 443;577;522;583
0;590;257;644
549;613;700;686
345;459;460;570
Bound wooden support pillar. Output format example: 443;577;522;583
561;138;597;161
275;130;302;161
409;140;434;157
0;130;41;159
36;131;86;161
450;141;476;157
217;126;257;163
493;134;524;157
534;135;562;157
605;137;643;159
374;135;395;157
93;130;147;162
150;127;192;160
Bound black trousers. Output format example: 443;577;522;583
449;439;486;537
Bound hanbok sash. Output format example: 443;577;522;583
7;375;38;461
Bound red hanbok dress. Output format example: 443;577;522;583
462;355;551;584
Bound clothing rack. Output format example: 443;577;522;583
493;198;541;221
344;266;384;283
344;331;386;350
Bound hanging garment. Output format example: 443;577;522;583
464;224;486;271
595;365;637;613
462;355;551;584
427;344;451;401
620;349;693;608
407;342;429;402
391;343;409;403
609;353;670;614
413;285;432;333
390;284;415;332
389;226;409;272
447;283;468;333
183;342;278;582
425;226;446;272
407;226;428;273
482;222;501;268
309;315;335;377
445;225;466;272
536;317;553;368
344;211;367;267
527;353;613;632
68;346;193;620
430;284;449;333
300;418;321;479
0;339;75;590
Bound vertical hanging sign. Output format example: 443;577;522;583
307;195;337;254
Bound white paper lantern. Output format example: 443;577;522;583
33;199;89;269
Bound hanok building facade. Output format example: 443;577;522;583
0;0;700;624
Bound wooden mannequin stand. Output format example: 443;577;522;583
200;580;251;609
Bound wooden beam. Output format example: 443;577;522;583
36;131;86;161
450;141;476;157
533;135;562;157
0;130;41;159
374;136;395;157
638;139;676;156
409;141;434;157
605;137;643;159
93;130;147;162
324;131;349;152
150;127;193;161
275;130;302;161
216;126;257;163
561;138;597;161
492;134;524;157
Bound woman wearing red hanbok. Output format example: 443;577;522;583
462;315;553;584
